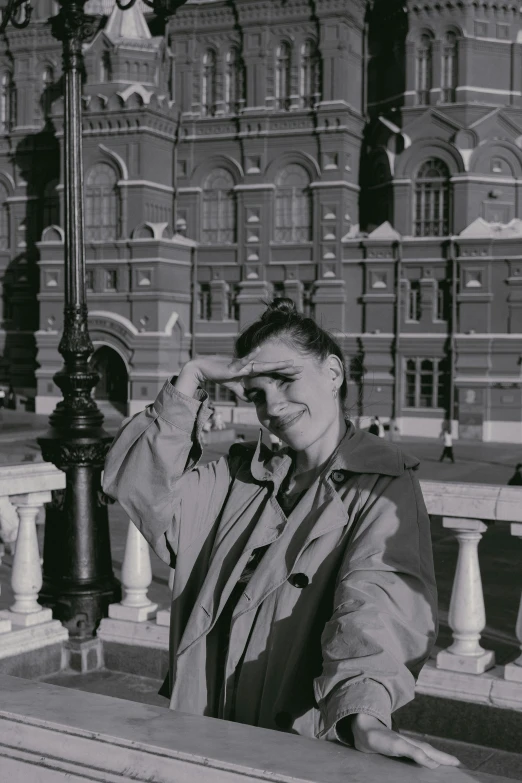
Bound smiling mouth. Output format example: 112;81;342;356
274;411;304;431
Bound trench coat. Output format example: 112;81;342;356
103;380;438;743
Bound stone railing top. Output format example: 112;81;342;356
420;480;522;523
0;675;514;783
0;462;65;498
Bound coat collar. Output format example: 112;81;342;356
248;420;419;484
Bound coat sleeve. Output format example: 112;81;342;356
314;468;438;740
102;379;238;566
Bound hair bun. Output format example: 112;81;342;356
261;297;299;322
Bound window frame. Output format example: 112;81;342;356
413;158;451;237
202;49;217;117
274;163;312;243
415;33;433;106
403;356;448;410
441;31;458;103
201;168;236;245
275;41;292;111
85;162;119;242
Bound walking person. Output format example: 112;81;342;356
507;463;522;486
104;298;459;770
368;417;379;436
439;428;455;463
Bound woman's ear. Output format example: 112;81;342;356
327;354;344;387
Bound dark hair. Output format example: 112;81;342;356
234;297;348;405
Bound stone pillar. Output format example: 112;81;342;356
108;521;158;623
436;517;495;674
210;279;227;322
0;493;53;627
236;279;272;330
312;278;346;332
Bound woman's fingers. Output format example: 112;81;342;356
241;360;301;376
354;724;460;769
403;737;461;767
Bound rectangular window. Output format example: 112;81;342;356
436;280;450;321
403;357;448;409
86;269;95;292
224;283;240;320
407;281;422;321
105;269;117;291
202;380;236;403
197;283;211;320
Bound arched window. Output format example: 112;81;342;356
300;40;319;108
415;33;433;105
276;42;291;111
441;31;458;103
42;66;54;116
202;168;236;244
42;179;60;230
274;163;311;243
0;182;9;249
85;163;119;241
414;158;450;237
0;72;15;132
225;47;242;114
202;49;217;116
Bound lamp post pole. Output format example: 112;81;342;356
1;0;185;640
35;0;121;640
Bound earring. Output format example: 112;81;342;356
332;387;338;399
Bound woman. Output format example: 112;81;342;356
103;299;460;770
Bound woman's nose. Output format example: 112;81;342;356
264;390;287;417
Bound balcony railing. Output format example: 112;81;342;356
101;478;522;711
1;464;522;711
0;463;68;653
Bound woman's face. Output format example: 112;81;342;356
242;338;342;452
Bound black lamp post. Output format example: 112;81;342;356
1;0;184;640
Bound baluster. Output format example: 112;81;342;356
436;517;495;674
504;522;522;682
156;568;174;627
0;492;53;626
109;520;157;622
0;498;12;631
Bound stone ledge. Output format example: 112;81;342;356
0;675;515;783
0;620;68;662
97;617;169;649
416;659;522;711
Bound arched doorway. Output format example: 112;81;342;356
90;345;128;416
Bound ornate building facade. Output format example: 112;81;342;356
1;0;522;440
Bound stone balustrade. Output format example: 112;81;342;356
0;673;515;783
102;479;522;713
0;463;68;662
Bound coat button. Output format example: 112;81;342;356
275;711;292;730
330;470;346;484
289;573;309;589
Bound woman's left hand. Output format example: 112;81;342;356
351;713;461;769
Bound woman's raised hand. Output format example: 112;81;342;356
187;348;303;401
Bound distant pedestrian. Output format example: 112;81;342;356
507;463;522;486
6;385;15;410
376;416;385;438
368;417;380;436
439;429;455;463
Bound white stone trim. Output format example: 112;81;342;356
88;310;139;336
